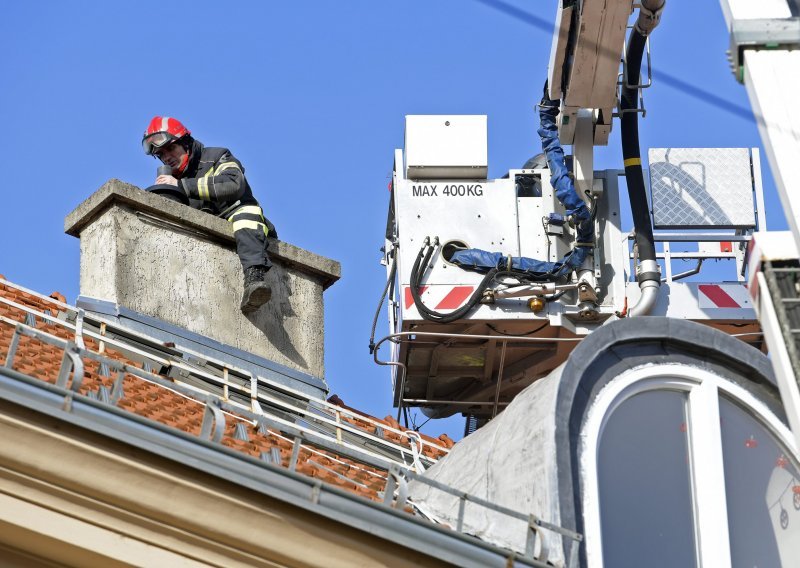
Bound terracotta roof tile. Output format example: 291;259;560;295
0;277;452;506
49;291;67;303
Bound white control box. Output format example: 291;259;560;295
404;115;488;180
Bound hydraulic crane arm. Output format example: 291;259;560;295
546;0;666;315
547;0;664;144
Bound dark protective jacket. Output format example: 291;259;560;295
178;140;258;217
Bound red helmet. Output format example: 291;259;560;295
142;116;191;156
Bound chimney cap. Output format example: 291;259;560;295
65;179;341;289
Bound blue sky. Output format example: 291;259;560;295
0;1;783;440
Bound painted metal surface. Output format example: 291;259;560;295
719;0;791;27
746;233;800;452
744;50;800;249
546;2;572;101
626;281;756;319
717;0;800;460
404;115;488;180
563;0;633;110
391;164;626;325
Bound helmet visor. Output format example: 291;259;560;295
142;131;175;155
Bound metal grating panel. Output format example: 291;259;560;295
649;148;757;229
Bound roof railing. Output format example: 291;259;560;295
1;317;402;473
384;463;583;564
0;278;583;564
0;318;579;565
0;278;448;465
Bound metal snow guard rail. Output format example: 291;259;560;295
0;316;580;566
0;278;447;470
385;463;583;563
0;318;389;471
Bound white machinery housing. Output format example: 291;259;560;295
381;115;764;420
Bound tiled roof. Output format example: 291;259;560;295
0;274;582;568
0;275;453;504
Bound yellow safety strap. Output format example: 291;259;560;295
624;157;642;167
214;161;241;176
231;219;268;236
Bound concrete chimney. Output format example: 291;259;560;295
65;179;340;397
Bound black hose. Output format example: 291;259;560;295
410;241;497;323
620;30;658;283
369;250;397;354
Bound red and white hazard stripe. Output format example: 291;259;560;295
404;285;475;311
697;284;751;309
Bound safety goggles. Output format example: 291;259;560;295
142;131;177;155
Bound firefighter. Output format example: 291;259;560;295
141;116;275;314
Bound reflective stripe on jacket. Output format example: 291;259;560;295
178;141;259;215
228;205;269;237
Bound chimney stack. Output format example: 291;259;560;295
65;179;340;397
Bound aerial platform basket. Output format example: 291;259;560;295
376;116;765;420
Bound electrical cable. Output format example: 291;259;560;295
410;240;497;323
545;290;568;302
369;249;397;354
414;415;433;431
487;321;549;337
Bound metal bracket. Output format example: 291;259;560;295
728;18;800;83
621;31;653;89
288;437;301;471
249;373;263;415
614;75;647;118
75;308;86;350
578;283;598;303
525;515;549;563
383;465;398;506
577;302;601;321
4;326;21;369
200;400;226;443
109;368;129;405
382;465;410;510
56;344;85;393
480;289;496;304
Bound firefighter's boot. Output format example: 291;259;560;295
241;265;272;313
